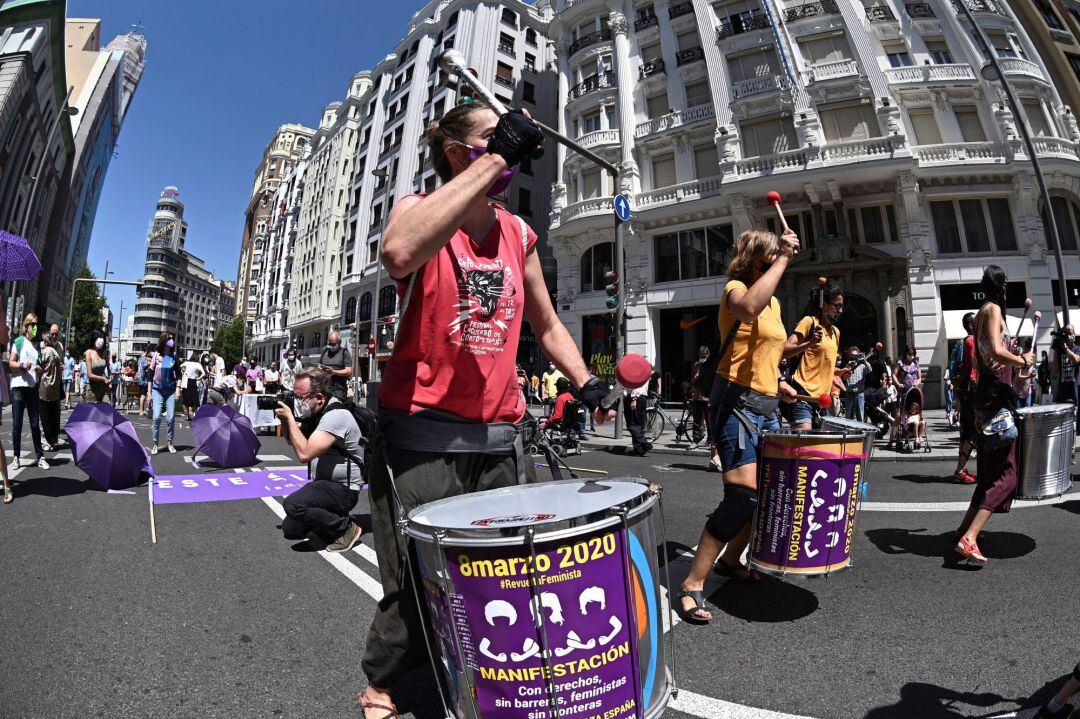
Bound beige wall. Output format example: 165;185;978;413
65;19;101;104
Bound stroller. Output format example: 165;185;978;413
538;399;583;456
892;385;931;453
862;387;894;439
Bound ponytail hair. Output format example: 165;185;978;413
426;101;492;182
804;278;842;318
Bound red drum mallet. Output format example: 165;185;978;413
597;353;655;411
767;191;797;255
791;393;833;410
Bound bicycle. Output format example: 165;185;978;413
644;394;708;446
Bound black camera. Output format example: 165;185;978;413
257;392;294;411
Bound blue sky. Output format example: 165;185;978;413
69;0;419;328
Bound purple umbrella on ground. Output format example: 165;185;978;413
190;404;260;468
64;403;153;490
0;230;42;281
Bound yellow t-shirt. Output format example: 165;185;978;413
717;280;788;396
542;370;564;399
792;315;840;398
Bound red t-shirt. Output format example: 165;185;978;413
379;201;537;424
962;335;977;386
544;392;573;429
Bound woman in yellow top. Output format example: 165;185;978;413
785;279;843;429
678;227;800;623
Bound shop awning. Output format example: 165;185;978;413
943;310;1032;340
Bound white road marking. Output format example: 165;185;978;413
670;689;815;719
861;493;1075;512
259;496;383;600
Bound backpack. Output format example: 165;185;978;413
319;400;380;484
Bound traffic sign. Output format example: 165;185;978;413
613;193;631;223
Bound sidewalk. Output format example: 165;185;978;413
529;406;977;463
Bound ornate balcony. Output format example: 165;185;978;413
494;74;515;88
784;0;839;21
905;2;935;16
634;103;716;138
669;1;695;19
866;5;896;21
998;57;1046;82
730;148;809;178
634;15;659;31
716;14;770;40
568;28;612;56
952;0;1002;13
819;136;898;163
637;176;724;207
1032;136;1080;160
560;197;614;223
911;141;1008;165
640;59;665;79
732;74;786;98
575;129;621;151
883;63;977;85
676;46;705;66
568;71;617;101
808;58;860;82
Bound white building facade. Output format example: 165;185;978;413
287;74;373;362
339;0;558;378
549;0;1080;405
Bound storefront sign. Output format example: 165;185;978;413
939;281;1027;311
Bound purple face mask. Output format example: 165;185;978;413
466;144;516;197
166;339;174;349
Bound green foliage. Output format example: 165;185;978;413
68;265;106;354
213;315;246;368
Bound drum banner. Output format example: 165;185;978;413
752;436;862;574
443;526;641;719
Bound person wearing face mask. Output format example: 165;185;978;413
541;361;564;411
84;330;110;403
784;279;843;429
677;228;800;624
9;314;48;469
841;346;870;422
317;330;352;401
148;332;182;454
280;348;303;392
63;349;75;411
273;368;364;551
359;101;615;719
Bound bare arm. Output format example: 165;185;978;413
726;230;799;323
381;155;510;278
276;410;338;463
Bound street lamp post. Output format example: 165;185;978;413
366;167;390;385
8;87;78;337
955;0;1071;326
115;299;124;360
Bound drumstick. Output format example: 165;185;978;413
766;191;789;233
1030;311;1042;359
793;394;832;409
534;463;608;476
1015;297;1033;342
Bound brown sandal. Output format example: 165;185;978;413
3;486;12;504
358;695;398;719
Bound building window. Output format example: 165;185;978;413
526;28;537;46
583;110;602;134
883;42;913;67
728;48;778;83
799;32;852;65
501;7;518;27
495;62;515;88
1032;0;1065;28
447;10;458;27
581;167;602;200
931;198;1018;254
580;242;614;292
524;52;537;72
358;292;372;322
953;105;987;142
908;108;943;144
378;286;397;318
646;91;670;117
684;80;711;107
987;31;1023;59
846;205;899;245
693;144;720;178
739;116;798;156
651;152;677;189
521;155;533;176
522;80;536;104
1049;196;1080;251
518;188;532;217
819;103;881;142
1021;99;1053;136
1066;53;1080;84
653;224;734;283
345;296;357;324
499;32;516;56
925;39;954;64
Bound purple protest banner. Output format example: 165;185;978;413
439;526;641;719
152;467;310;505
751;434;864;576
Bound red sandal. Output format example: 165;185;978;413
955;536;987;564
358;695;398;719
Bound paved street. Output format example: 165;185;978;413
0;405;1077;718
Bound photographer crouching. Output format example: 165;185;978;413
273;368;366;552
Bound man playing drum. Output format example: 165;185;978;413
358;102;614;719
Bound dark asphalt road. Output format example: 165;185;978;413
0;405;1077;718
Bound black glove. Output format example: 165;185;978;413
486;110;544;167
579;376;620;413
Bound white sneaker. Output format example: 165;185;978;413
167;443;176;454
12;457;20;470
42;441;53;452
37;457;50;470
151;445;159;455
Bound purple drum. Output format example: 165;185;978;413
750;426;872;576
405;478;673;719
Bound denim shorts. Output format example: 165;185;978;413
712;400;780;471
790;399;814;424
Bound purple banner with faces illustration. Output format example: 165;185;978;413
441;527;641;719
152;468;310;505
752;440;863;575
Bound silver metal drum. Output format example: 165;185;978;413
405;478;674;719
1016;404;1075;499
